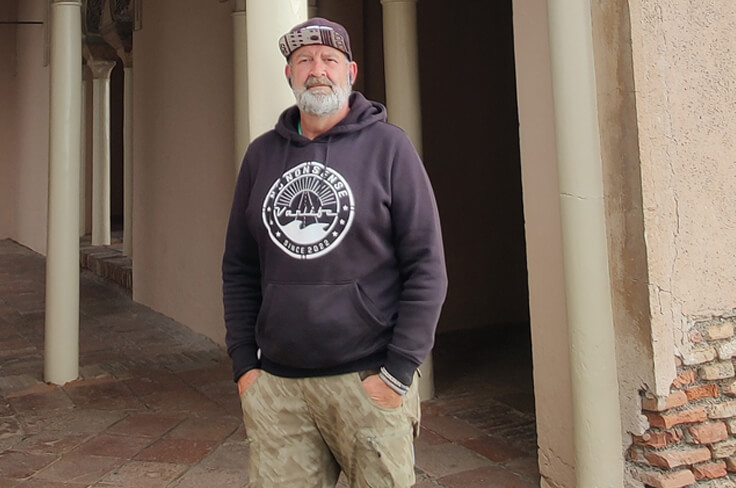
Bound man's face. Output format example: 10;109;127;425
287;45;356;117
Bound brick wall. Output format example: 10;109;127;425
629;318;736;488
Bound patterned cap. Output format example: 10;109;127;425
279;17;352;61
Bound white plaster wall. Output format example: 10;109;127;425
512;1;575;487
629;1;736;394
132;0;235;344
5;0;49;253
0;2;18;238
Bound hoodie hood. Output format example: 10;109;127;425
274;92;387;144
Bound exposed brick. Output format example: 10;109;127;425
630;446;648;464
689;422;729;445
633;429;683;449
709;400;736;419
646;407;708;429
712;438;736;459
642;390;689;412
706;322;735;341
717;339;736;360
693;460;728;480
723;381;736;397
631;466;696;488
673;370;698;388
726;456;736;472
643;445;711;469
683;345;717;366
689;329;703;344
700;361;736;381
685;384;721;402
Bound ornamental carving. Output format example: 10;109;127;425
82;0;134;60
83;0;104;36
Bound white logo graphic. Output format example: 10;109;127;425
262;161;355;259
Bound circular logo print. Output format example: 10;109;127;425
262;161;355;259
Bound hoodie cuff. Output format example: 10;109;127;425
230;344;261;383
383;351;418;387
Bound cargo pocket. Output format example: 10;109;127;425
350;427;415;488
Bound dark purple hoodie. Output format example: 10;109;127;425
222;92;447;387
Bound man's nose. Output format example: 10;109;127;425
309;59;328;77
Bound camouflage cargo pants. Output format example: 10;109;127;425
239;370;421;488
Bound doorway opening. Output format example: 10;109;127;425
417;0;536;456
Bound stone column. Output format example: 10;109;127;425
381;0;422;155
45;0;82;385
119;52;133;256
546;0;624;485
232;0;249;173
245;0;307;141
87;58;116;246
381;0;433;400
79;64;88;236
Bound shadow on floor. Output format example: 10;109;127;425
431;325;538;452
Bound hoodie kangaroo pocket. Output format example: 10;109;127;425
256;281;390;369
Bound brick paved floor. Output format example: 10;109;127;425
0;239;540;487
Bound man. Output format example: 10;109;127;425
222;17;447;488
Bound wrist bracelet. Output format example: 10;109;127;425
379;367;409;396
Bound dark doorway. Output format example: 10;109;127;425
417;0;535;451
110;59;125;233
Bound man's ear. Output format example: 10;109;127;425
349;61;358;86
285;64;292;87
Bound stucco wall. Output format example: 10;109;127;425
629;1;736;395
0;2;18;238
512;2;575;487
132;0;235;344
591;0;653;445
7;0;49;253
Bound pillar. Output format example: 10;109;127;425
45;0;82;385
245;0;307;141
308;0;318;18
79;64;88;236
120;53;133;256
381;0;433;400
87;58;115;246
546;0;624;486
381;0;422;155
232;0;249;173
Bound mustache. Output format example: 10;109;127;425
305;76;335;88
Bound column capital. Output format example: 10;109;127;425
87;58;116;79
381;0;417;4
117;49;133;68
51;0;82;5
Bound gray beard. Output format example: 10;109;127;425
294;80;352;117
